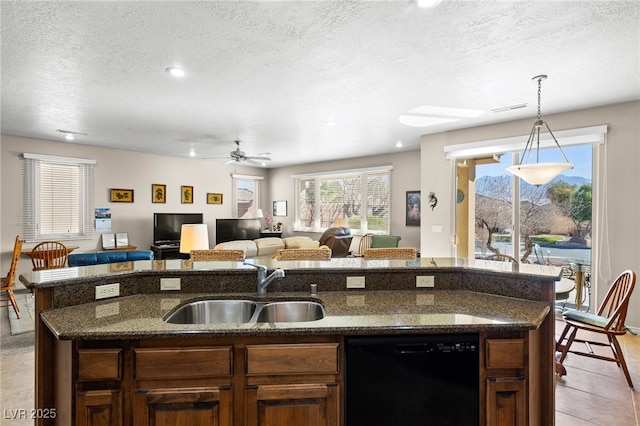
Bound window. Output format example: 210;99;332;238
448;126;601;271
23;153;95;242
293;166;393;234
231;173;263;218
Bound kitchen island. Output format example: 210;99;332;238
21;257;561;426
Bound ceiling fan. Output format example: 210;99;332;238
208;140;271;165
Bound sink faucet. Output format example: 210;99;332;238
243;262;285;296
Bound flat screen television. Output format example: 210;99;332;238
216;218;261;244
153;213;203;245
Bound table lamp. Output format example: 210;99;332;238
179;224;209;254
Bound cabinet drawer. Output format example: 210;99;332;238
135;346;232;379
78;349;122;380
485;339;525;369
246;343;339;376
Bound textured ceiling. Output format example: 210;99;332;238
2;1;639;168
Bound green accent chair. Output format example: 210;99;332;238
370;235;401;248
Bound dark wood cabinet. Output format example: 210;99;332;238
245;383;339;426
134;387;233;426
76;390;121;426
481;335;529;426
244;343;340;426
53;332;541;426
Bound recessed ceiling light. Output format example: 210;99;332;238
189;149;195;157
395;140;404;148
165;67;186;78
325;120;337;127
417;0;443;8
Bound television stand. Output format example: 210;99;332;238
150;245;189;260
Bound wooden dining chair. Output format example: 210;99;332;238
30;241;69;271
1;236;23;318
556;269;636;387
190;249;245;261
355;233;373;257
273;246;332;261
363;247;416;260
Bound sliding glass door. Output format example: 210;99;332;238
456;145;593;271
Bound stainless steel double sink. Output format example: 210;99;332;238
165;299;325;324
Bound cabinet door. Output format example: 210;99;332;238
76;390;121;426
134;387;232;426
245;383;339;426
486;377;527;426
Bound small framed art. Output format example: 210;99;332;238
273;200;287;216
181;185;193;204
152;184;166;203
207;193;223;204
406;190;421;226
110;188;134;203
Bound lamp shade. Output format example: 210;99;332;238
505;162;574;186
333;218;348;227
179;224;209;253
256;209;264;219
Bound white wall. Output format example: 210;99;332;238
267;150;422;252
420;101;640;329
0;135;261;278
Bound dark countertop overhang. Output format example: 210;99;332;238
40;290;551;340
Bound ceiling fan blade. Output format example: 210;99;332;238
245;158;268;166
245;156;271;161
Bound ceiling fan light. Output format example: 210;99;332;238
506;162;574;186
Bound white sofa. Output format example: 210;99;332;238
213;236;320;258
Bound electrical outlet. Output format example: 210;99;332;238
95;283;120;300
346;276;365;289
95;302;120;318
160;278;181;291
416;276;435;288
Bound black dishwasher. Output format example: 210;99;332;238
345;334;479;426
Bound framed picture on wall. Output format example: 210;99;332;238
406;191;421;226
181;185;193;204
152;184;166;203
110;188;134;203
273;200;287;216
207;193;223;204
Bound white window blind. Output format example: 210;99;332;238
293;166;393;234
22;153;95;242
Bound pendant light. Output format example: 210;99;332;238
506;75;574;186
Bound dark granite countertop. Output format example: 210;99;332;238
21;256;562;288
40;289;551;340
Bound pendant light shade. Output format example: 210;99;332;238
506;75;574;186
506;162;574;186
